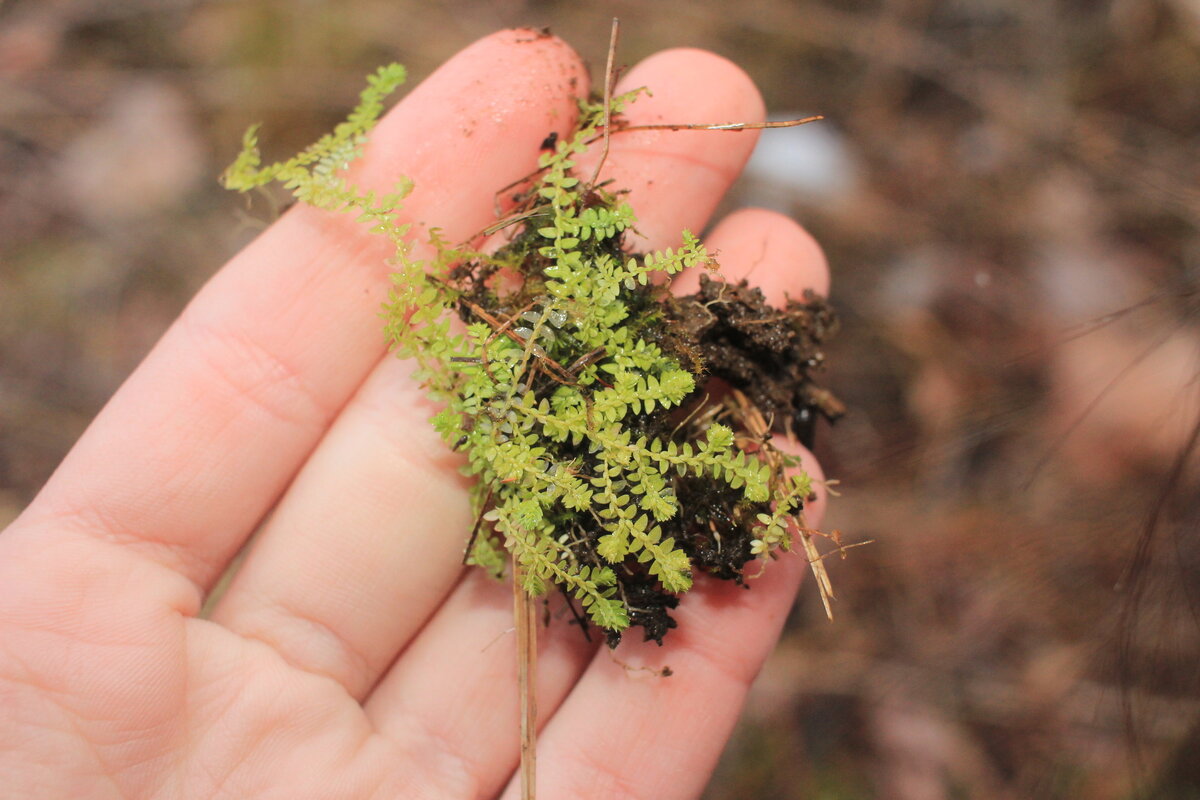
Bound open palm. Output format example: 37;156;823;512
0;30;829;799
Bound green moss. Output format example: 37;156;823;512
224;64;836;646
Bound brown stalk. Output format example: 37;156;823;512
514;558;538;800
588;18;621;189
617;115;824;133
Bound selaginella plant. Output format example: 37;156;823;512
223;62;843;647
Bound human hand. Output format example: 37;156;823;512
0;30;829;799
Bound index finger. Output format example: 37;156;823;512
11;30;588;596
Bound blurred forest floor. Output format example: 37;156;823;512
3;1;1200;798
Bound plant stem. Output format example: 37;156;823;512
587;18;620;188
514;559;538;800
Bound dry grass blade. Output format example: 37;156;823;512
796;513;835;620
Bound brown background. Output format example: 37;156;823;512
3;1;1199;797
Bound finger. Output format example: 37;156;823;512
576;48;766;251
673;207;831;301
208;48;767;701
11;30;588;599
363;572;596;798
500;450;827;800
206;353;475;697
367;203;829;800
498;213;831;800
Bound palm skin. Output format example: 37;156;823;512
0;29;829;800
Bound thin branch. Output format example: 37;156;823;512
617;115;824;133
588;18;621;188
514;559;539;800
475;113;822;241
462;486;495;565
480;206;548;238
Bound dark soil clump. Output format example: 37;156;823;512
666;273;845;449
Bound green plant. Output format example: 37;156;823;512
223;62;840;646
